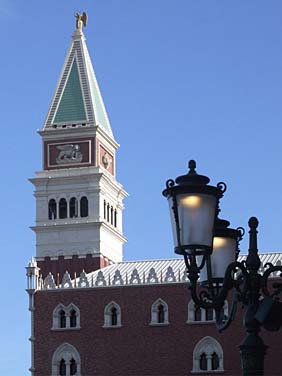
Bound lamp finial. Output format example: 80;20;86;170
188;160;196;174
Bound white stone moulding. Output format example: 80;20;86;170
38;256;282;292
40;266;192;290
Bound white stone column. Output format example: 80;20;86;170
66;197;70;218
56;199;59;219
78;197;81;217
28;293;35;376
207;355;212;371
66;360;71;376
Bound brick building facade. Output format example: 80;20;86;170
26;14;282;376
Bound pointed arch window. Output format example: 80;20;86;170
52;304;80;330
150;298;169;325
52;343;81;376
187;300;229;324
104;301;121;328
48;199;57;220
80;196;88;217
111;307;118;326
194;306;202;322
70;358;77;375
157;304;165;323
205;307;214;321
70;309;77;328
192;336;224;373
212;352;220;370
59;310;66;328
59;359;66;375
59;198;67;219
70;197;78;218
199;353;208;371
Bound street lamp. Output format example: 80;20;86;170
163;160;282;376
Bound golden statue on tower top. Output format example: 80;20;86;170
75;12;87;31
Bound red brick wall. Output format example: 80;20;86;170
37;255;111;281
32;283;282;376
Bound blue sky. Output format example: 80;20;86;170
1;1;282;374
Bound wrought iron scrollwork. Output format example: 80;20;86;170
165;179;175;188
217;181;227;193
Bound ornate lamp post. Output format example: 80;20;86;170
163;160;282;376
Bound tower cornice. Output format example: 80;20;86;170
38;126;119;150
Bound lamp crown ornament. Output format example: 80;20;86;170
175;159;210;186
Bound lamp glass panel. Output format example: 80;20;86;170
168;196;179;247
199;237;236;283
177;193;217;248
211;237;237;279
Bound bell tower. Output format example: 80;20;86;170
30;13;127;279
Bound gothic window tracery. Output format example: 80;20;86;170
157;304;165;324
187;300;228;324
70;358;77;375
194;306;202;322
205;308;214;321
104;301;121;328
111;307;118;326
53;304;80;330
150;298;169;325
52;343;81;376
70;309;77;328
212;352;220;370
59;310;66;328
192;336;224;373
199;353;208;371
59;359;66;375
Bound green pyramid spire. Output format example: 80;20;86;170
44;24;114;138
53;58;87;123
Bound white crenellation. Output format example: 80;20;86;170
77;270;89;288
147;268;158;283
61;271;72;288
95;270;106;286
164;266;176;282
44;273;56;289
112;270;124;285
129;269;141;284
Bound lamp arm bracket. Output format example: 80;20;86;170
215;291;240;333
217;261;248;303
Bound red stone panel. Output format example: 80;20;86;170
98;142;114;175
43;137;95;170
